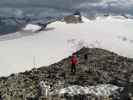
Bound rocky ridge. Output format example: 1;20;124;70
0;47;133;100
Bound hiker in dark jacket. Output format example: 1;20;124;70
84;53;88;61
70;54;78;74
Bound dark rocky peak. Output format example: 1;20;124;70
0;47;133;99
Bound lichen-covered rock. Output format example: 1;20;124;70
0;47;133;100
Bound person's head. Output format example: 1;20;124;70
72;53;75;56
72;53;77;58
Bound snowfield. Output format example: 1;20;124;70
0;16;133;76
51;84;122;97
22;24;42;32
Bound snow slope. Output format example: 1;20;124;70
0;16;133;76
22;24;42;32
52;84;122;97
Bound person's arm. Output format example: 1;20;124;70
76;58;78;64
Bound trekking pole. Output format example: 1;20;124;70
33;56;36;68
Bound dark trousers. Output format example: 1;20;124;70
71;64;76;74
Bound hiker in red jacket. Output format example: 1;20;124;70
70;54;78;74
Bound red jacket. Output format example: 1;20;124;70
71;55;78;64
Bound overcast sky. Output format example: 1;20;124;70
0;0;132;8
0;0;133;16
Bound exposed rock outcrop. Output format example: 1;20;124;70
64;11;83;23
0;47;133;100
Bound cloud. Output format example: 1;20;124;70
0;0;133;16
73;0;133;15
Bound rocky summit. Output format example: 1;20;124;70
0;47;133;100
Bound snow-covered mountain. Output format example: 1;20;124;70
0;15;133;76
